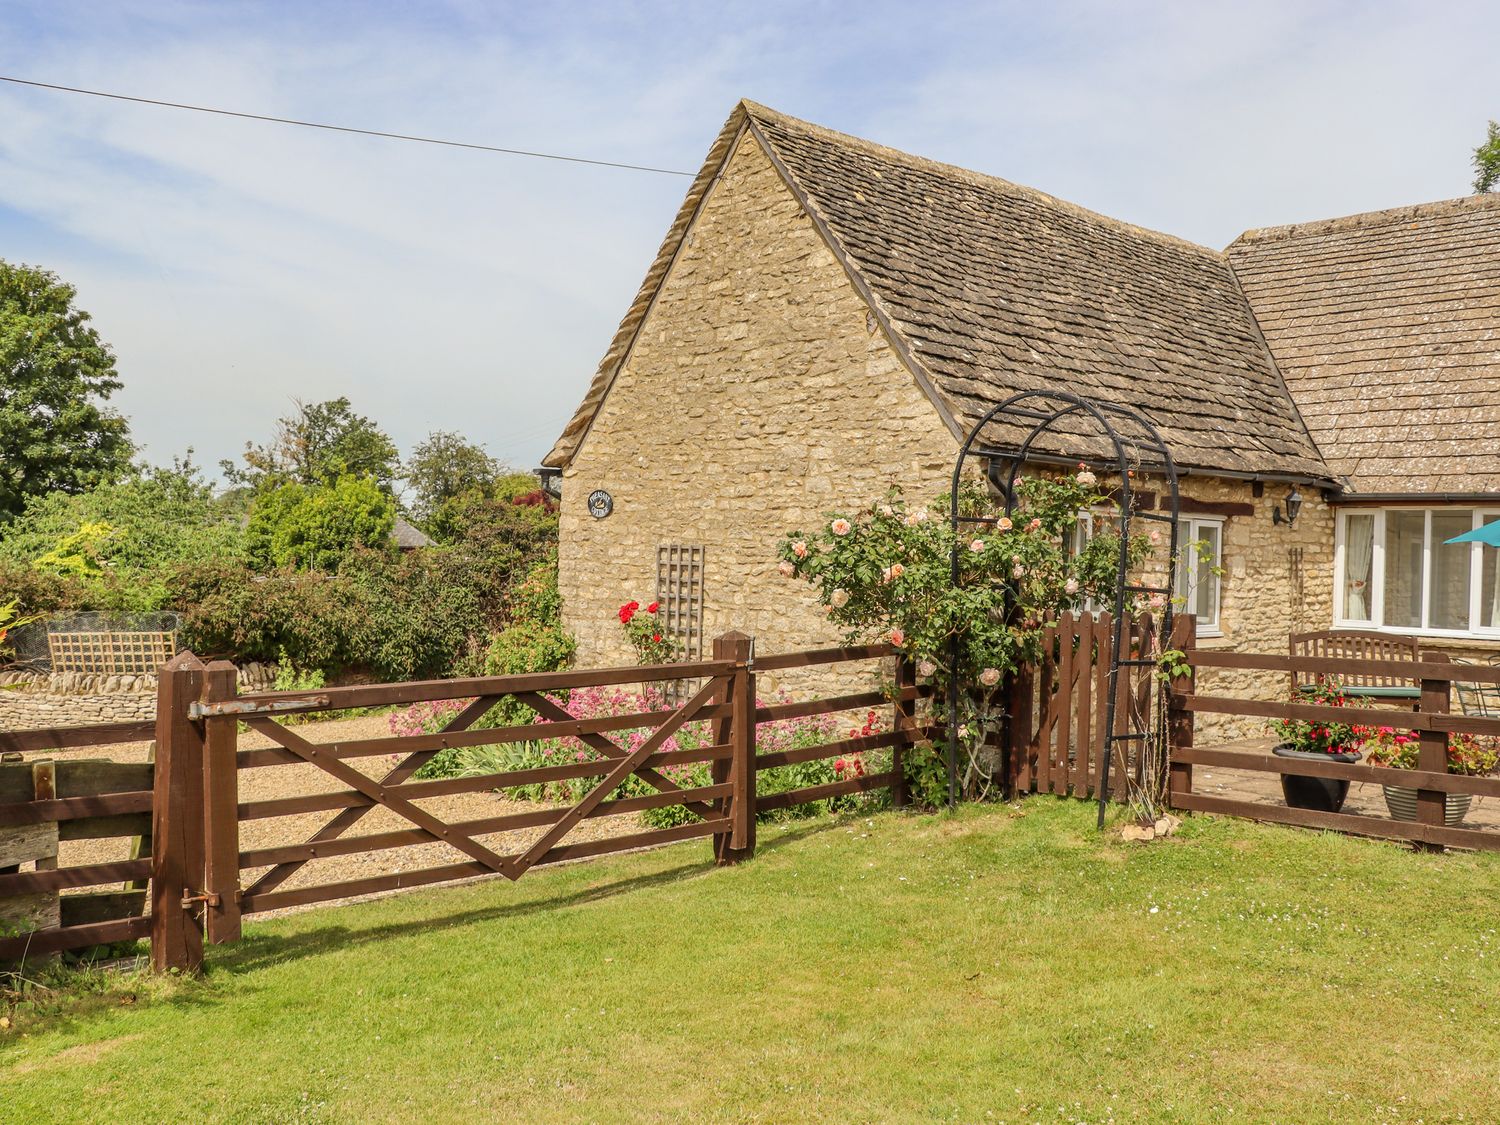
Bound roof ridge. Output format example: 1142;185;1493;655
739;100;1225;260
1229;192;1500;248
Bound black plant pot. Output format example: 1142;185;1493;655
1271;744;1361;812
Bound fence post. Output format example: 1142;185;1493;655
1166;614;1197;807
151;651;206;973
1416;651;1452;849
711;631;755;864
1004;665;1034;799
201;661;241;945
891;652;913;808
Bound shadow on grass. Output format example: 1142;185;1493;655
212;816;847;976
0;817;856;1046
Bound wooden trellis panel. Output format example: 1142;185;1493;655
47;631;178;675
656;545;704;702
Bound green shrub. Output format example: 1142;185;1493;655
0;559;84;618
0;466;244;611
340;547;487;682
246;475;394;572
173;559;362;671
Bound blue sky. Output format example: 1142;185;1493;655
1;0;1495;475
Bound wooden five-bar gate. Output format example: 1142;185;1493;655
1;634;930;971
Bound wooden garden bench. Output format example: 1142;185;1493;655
1288;629;1422;702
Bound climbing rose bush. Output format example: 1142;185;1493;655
618;599;676;664
777;473;1150;796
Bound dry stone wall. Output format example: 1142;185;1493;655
0;663;276;731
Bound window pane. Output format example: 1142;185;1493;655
1195;524;1221;627
1342;513;1374;622
1431;510;1474;630
1383;511;1426;629
1483;516;1500;629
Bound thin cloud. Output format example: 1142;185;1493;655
0;1;1494;474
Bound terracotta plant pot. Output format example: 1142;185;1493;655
1271;744;1360;813
1380;785;1473;826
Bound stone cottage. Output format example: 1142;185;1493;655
542;101;1500;691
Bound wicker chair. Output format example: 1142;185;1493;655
1453;658;1500;717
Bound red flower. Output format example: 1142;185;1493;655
652;633;662;643
618;600;639;624
647;601;660;614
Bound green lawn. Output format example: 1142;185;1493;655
4;800;1499;1124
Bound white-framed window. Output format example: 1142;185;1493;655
1174;517;1223;637
1070;510;1120;614
1335;508;1500;636
1073;511;1224;636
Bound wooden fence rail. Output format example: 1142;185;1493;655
3;633;929;972
1168;621;1500;853
0;740;156;963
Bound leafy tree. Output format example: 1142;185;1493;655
223;397;399;491
404;431;502;525
246;475;395;571
1475;120;1500;194
0;459;245;611
426;478;554;547
0;260;134;522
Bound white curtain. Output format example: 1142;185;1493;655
1345;515;1374;621
1491;547;1500;629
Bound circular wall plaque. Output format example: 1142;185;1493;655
587;489;614;519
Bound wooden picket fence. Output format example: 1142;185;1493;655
1;634;929;971
1003;610;1160;801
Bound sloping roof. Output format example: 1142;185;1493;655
1228;194;1500;493
546;101;1334;485
391;515;434;549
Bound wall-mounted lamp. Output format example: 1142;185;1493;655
1272;486;1303;527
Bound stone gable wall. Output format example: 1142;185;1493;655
557;130;959;692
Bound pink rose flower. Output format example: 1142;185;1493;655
1064;577;1080;595
889;629;905;647
1012;564;1026;579
969;539;984;552
831;518;852;536
830;588;850;608
979;667;1001;687
917;659;937;678
1027;517;1042;532
997;517;1013;531
792;540;808;559
777;560;795;577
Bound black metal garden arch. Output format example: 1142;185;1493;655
947;390;1181;828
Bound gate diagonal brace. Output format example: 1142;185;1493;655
241;695;502;897
246;715;517;881
504;676;726;880
514;691;719;821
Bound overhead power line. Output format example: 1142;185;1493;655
0;74;694;177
